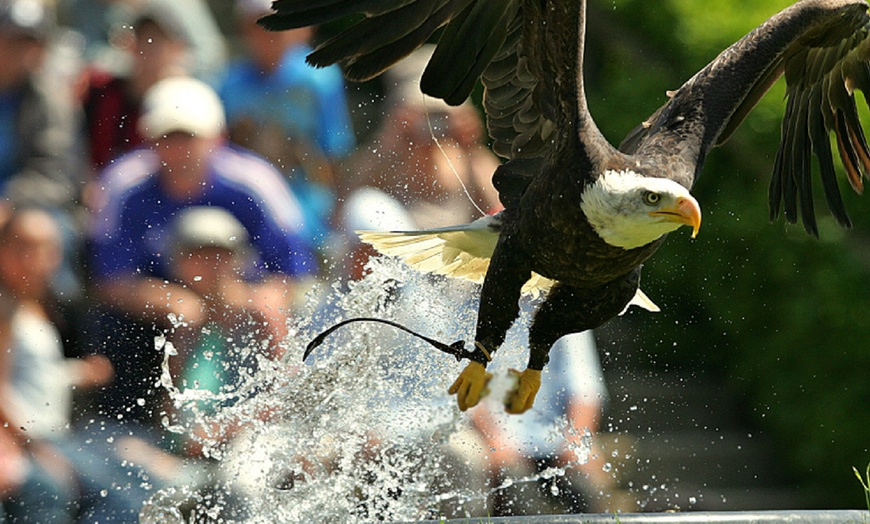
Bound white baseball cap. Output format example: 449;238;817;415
0;0;53;39
170;206;249;255
138;76;226;140
342;187;415;233
236;0;272;18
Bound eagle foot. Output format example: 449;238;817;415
504;368;542;414
447;361;492;411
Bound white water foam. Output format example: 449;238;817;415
142;256;593;522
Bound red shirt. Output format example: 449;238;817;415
82;70;145;169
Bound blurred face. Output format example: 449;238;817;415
131;20;188;79
241;14;311;72
0;210;62;298
387;106;470;196
0;32;43;90
152;131;218;195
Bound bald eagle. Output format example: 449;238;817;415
263;0;870;413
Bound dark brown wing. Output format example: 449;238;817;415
260;0;617;210
259;0;504;102
484;1;616;208
620;0;870;236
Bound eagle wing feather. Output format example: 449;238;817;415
259;0;617;211
621;0;870;235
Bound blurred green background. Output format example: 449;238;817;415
582;0;870;508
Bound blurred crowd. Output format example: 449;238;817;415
0;0;612;520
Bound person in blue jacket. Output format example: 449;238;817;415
86;76;317;432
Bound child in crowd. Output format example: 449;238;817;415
0;207;150;522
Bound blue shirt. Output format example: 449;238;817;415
89;145;317;281
0;89;22;193
219;45;356;159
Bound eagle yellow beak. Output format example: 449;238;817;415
650;196;702;238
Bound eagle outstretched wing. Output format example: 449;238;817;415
619;0;870;236
259;0;615;209
261;0;870;235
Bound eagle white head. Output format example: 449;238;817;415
581;169;702;250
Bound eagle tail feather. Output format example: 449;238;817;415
358;214;551;296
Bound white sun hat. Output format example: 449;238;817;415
138;76;226;140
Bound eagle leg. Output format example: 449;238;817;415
447;361;493;411
512;270;642;413
474;231;531;353
449;228;531;411
504;368;542;414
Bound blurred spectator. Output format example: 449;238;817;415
507;330;611;514
164;206;266;458
345;47;501;230
0;0;82;212
86;76;316;431
60;0;225;83
329;48;501;283
0;207;152;522
80;1;192;173
1;287;76;523
220;0;355;161
218;0;357;248
0;0;86;301
0;416;76;522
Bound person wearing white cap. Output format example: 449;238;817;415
87;76;317;430
163;206;266;458
81;2;195;170
137;75;226;141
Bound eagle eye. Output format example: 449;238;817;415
642;191;662;206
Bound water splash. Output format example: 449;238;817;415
142;256;593;522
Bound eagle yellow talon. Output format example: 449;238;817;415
448;361;492;411
505;368;542;414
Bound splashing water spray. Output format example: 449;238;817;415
137;99;595;521
139;250;593;523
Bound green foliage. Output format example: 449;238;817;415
855;464;870;512
589;0;870;507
